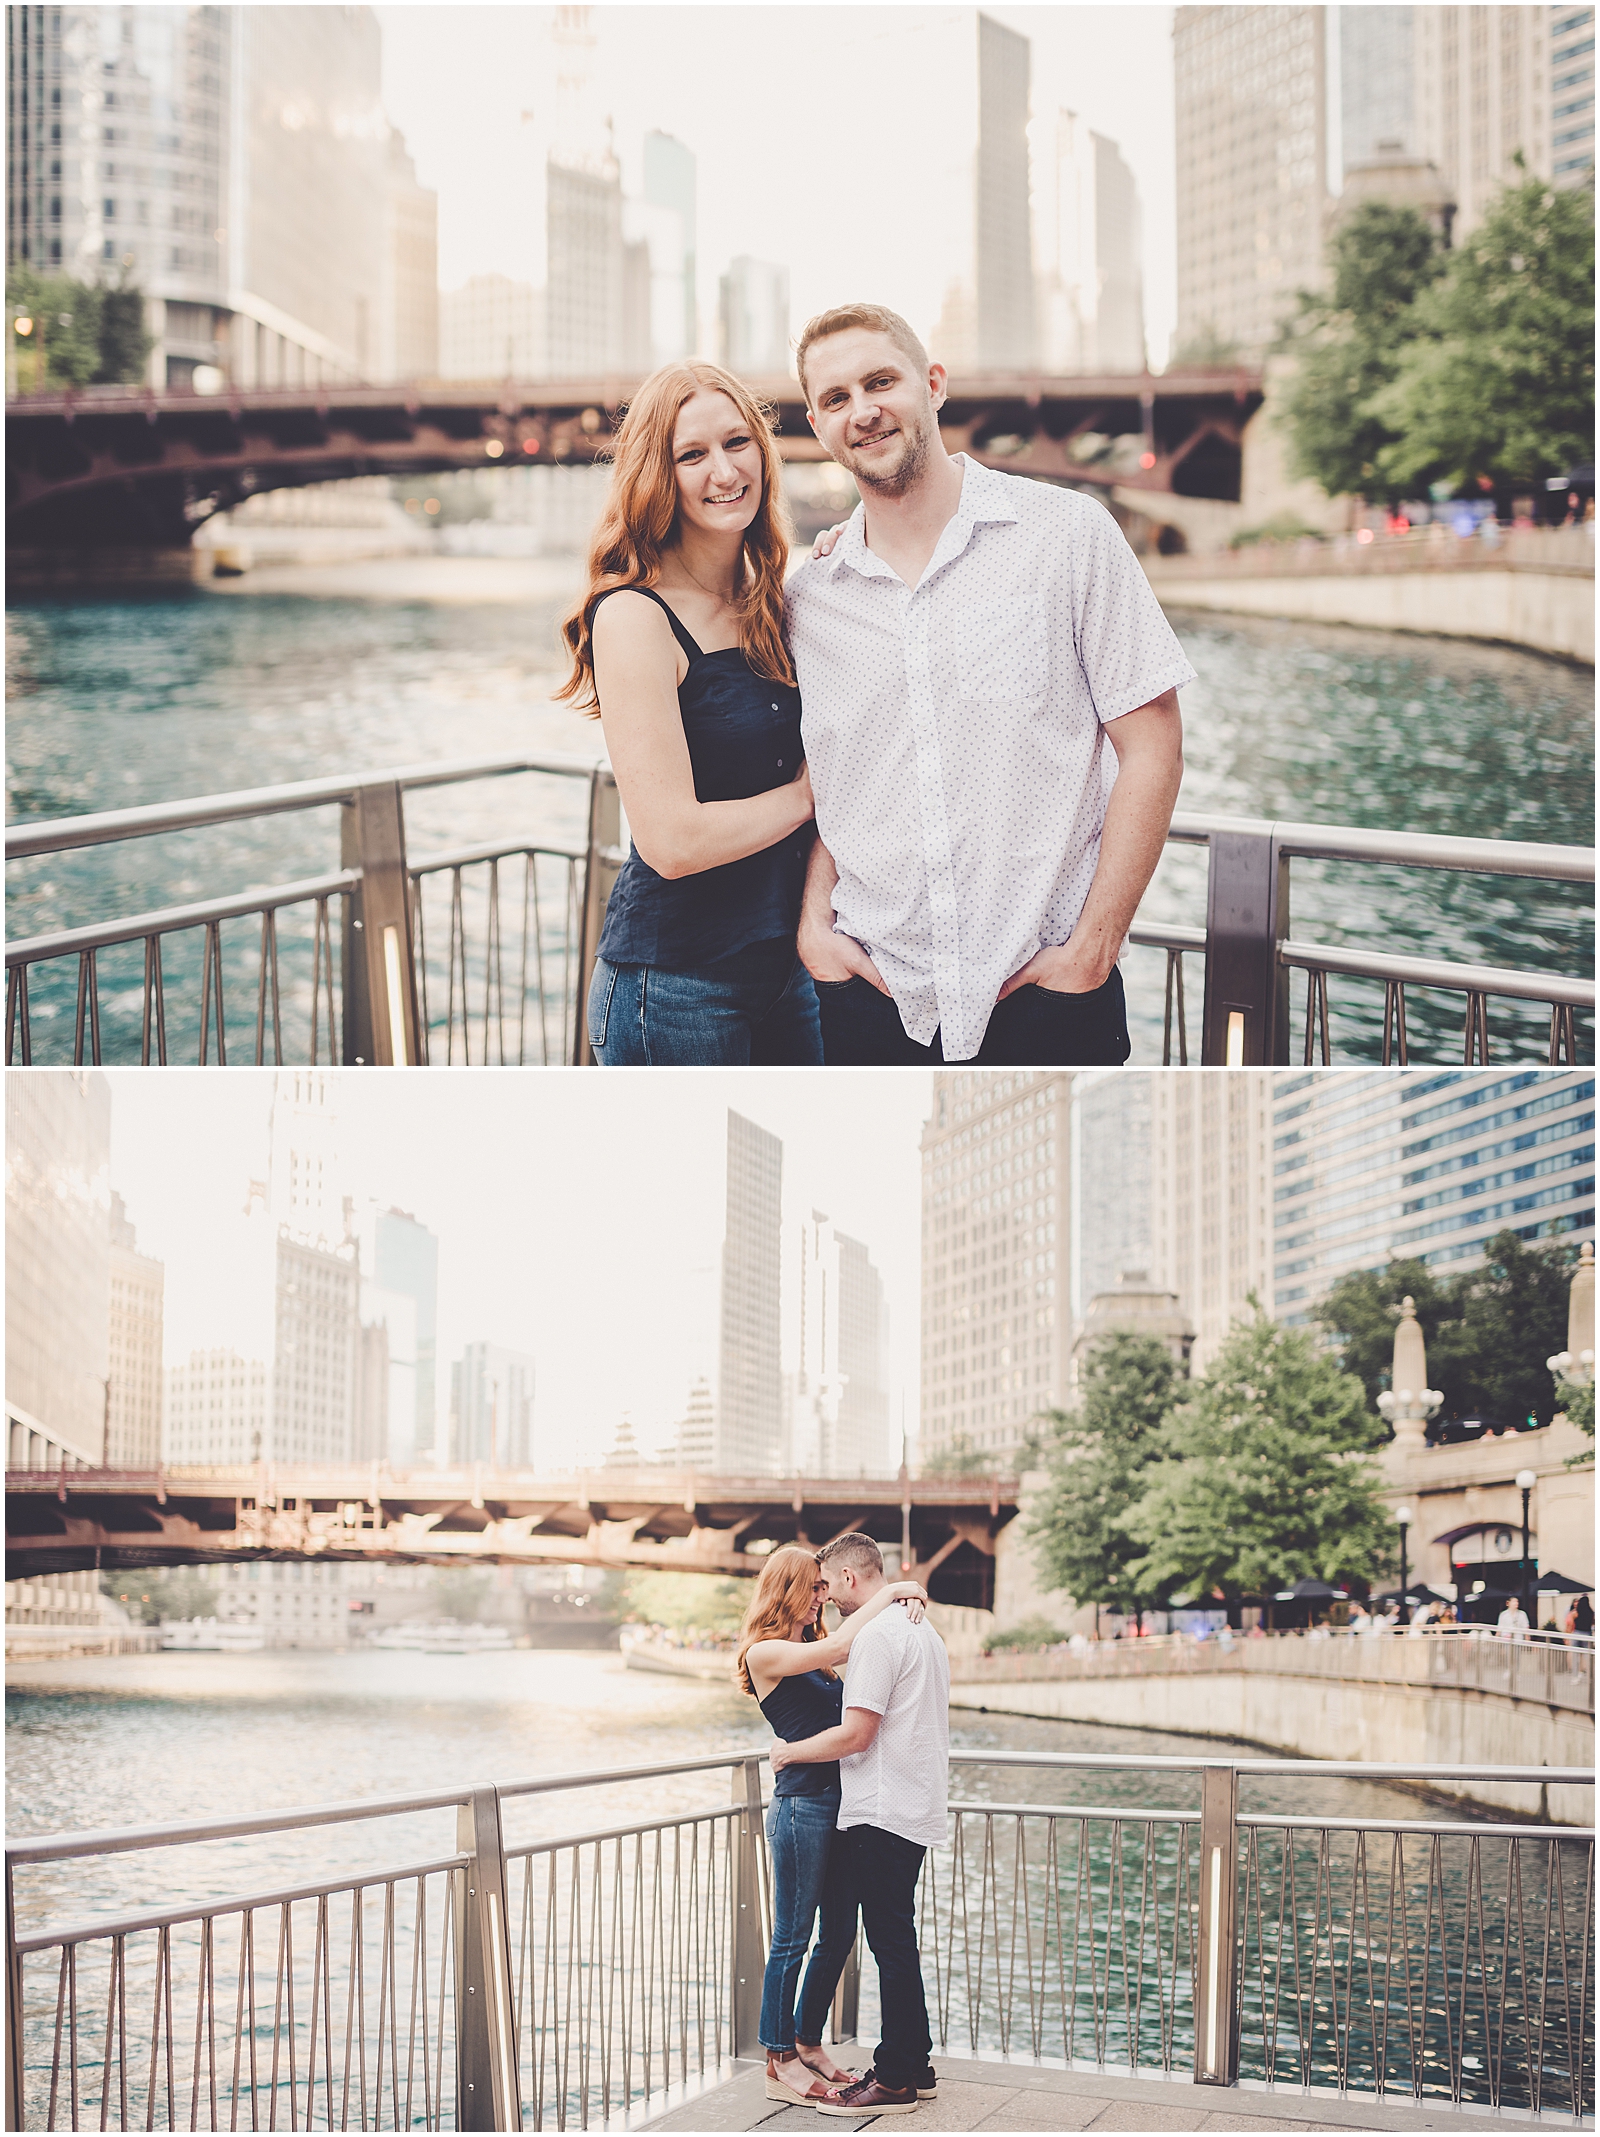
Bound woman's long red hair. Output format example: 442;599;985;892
734;1546;836;1697
557;361;796;716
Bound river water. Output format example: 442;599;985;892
5;560;1593;1064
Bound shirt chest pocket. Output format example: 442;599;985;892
935;599;1051;711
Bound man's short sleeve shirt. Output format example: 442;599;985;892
787;456;1197;1061
837;1606;950;1848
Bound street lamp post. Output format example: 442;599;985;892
1396;1504;1413;1622
1516;1468;1537;1624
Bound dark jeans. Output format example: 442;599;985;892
816;969;1131;1068
588;939;822;1065
761;1794;859;2054
841;1825;931;2092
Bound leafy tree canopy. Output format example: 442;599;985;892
1025;1332;1185;1607
620;1569;746;1638
7;267;152;389
1276;202;1446;506
1318;1229;1581;1428
1122;1308;1390;1600
1370;172;1595;494
100;1567;219;1624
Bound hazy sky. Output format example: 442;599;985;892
376;4;1181;366
109;1070;934;1467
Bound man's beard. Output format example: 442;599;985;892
830;1590;861;1617
846;413;931;499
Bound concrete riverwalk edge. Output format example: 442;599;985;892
1144;559;1595;665
946;1674;1593;1824
640;2052;1585;2133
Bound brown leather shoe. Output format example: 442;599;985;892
814;2073;918;2116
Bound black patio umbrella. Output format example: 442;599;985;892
1455;1574;1520;1598
1372;1585;1449;1608
1533;1570;1594;1593
1273;1578;1349;1601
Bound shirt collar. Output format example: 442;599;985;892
828;454;1019;581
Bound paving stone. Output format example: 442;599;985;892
855;2080;1018;2132
972;2090;1107;2131
1082;2103;1213;2133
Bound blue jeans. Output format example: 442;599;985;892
588;940;823;1066
760;1793;858;2055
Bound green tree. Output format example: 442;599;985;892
7;267;151;389
1025;1333;1185;1608
100;1567;219;1625
619;1570;747;1638
1369;171;1595;494
1123;1308;1391;1600
1317;1257;1456;1410
95;278;154;383
1275;202;1445;506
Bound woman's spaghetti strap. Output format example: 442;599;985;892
590;584;704;664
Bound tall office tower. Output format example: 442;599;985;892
1413;8;1570;234
1272;1069;1595;1324
6;7;433;388
975;13;1034;369
716;1111;784;1475
106;1191;163;1470
791;1213;891;1477
361;1206;439;1467
642;128;696;359
164;1349;271;1466
450;1342;536;1469
1548;5;1595;187
920;1072;1072;1468
272;1232;360;1465
352;1319;390;1466
1340;6;1423;174
268;1070;345;1249
5;1072;111;1466
440;275;545;379
382;128;439;382
546;157;626;374
719;257;791;376
1173;6;1328;360
676;1376;714;1470
1037;116;1147;373
1148;1073;1275;1372
1074;1075;1154;1319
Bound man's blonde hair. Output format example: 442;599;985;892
795;303;932;407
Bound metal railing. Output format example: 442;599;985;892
6;1750;1593;2130
4;765;1593;1067
954;1626;1596;1713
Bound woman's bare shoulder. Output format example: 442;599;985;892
590;588;674;652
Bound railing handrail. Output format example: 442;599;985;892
3;749;604;859
974;1623;1596;1654
1280;935;1597;1006
8;1748;1589;1872
1165;810;1594;881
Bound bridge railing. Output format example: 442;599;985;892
5;758;1593;1067
955;1625;1596;1712
6;1750;1592;2131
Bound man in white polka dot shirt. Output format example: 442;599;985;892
786;303;1195;1066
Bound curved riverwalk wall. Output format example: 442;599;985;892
948;1669;1593;1822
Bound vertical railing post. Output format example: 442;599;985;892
6;1856;25;2132
1201;822;1289;1065
573;769;622;1066
341;782;421;1066
454;1787;521;2132
729;1758;766;2059
1193;1765;1239;2087
830;1931;861;2048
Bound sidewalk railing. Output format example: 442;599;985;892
6;1750;1593;2129
5;762;1592;1067
953;1624;1596;1713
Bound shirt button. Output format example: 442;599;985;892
772;702;779;711
776;758;784;767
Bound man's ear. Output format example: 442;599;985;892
927;362;949;415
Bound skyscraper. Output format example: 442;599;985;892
164;1349;270;1467
1413;7;1572;233
920;1071;1072;1468
362;1205;439;1467
717;1110;784;1474
719;257;790;376
107;1191;163;1470
5;1071;111;1465
975;13;1035;369
1074;1075;1154;1318
791;1211;891;1477
451;1342;536;1469
1549;5;1595;187
1271;1069;1594;1323
1148;1072;1275;1372
643;128;696;358
1173;5;1328;359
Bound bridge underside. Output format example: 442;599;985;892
6;370;1263;550
5;1465;1017;1611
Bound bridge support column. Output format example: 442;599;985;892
1193;1765;1239;2086
729;1757;767;2058
454;1786;522;2131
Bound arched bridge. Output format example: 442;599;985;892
5;368;1263;550
4;1463;1019;1611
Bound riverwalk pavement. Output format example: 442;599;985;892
638;2052;1586;2133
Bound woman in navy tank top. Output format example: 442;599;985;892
558;362;822;1064
733;1546;927;2108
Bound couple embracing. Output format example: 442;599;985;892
560;301;1195;1068
733;1533;948;2116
